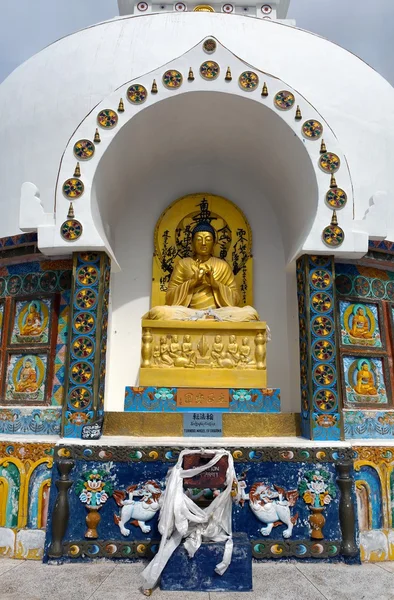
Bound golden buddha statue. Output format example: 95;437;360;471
15;358;38;393
354;361;377;396
145;222;259;322
349;307;372;339
20;302;43;336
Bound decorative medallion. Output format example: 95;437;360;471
72;336;95;359
77;265;99;287
302;120;323;139
386;281;394;300
137;1;148;10
73;312;95;334
61;219;83;241
97;109;118;129
239;71;259;91
193;4;215;10
335;274;352;295
371;278;385;299
22;273;39;293
175;2;186;10
127;84;148;104
311;292;332;313
325;188;347;210
62;178;84;199
261;4;272;13
274;90;295;110
319;152;340;173
7;275;22;295
310;256;330;267
76;288;98;310
200;61;220;80
313;390;337;412
312;339;335;361
40;271;58;292
71;362;94;385
310;269;332;290
73;139;95;160
69;386;92;409
322;223;345;247
354;276;370;297
163;70;183;89
222;3;234;12
203;38;217;53
313;363;336;386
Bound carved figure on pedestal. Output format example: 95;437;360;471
227;335;240;365
113;480;162;535
182;335;197;366
145;221;259;322
159;336;173;366
240;337;252;365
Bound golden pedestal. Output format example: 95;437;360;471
140;320;267;388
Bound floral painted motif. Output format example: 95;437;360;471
302;120;323;139
77;265;99;286
62;178;84;199
73;312;95;334
69;386;92;409
311;292;332;313
319;152;340;173
97;109;118;129
75;288;98;310
310;269;331;290
311;315;333;337
325;188;347;210
239;71;259;91
200;61;220;80
61;219;83;241
113;480;163;535
127;84;148;104
162;70;183;89
322;224;344;247
313;389;337;412
73;139;95;160
299;469;336;508
76;469;113;507
274;90;295;110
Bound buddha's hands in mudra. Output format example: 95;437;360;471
190;264;218;290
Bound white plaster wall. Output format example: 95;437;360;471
1;13;394;240
102;93;301;413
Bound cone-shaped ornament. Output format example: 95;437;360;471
94;128;101;143
320;139;327;154
261;82;268;97
118;98;125;112
73;162;81;177
67;203;75;219
225;67;232;81
295;105;302;120
330;174;337;188
151;79;158;94
188;67;195;81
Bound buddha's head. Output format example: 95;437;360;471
361;362;369;371
192;221;215;258
357;307;365;316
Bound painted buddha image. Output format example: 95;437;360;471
349;307;372;339
146;221;259;322
20;301;43;337
14;356;39;394
353;360;377;396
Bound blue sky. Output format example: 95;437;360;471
1;0;393;85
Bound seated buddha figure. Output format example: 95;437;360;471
354;361;377;396
20;302;42;336
15;358;38;393
349;307;372;339
146;222;259;322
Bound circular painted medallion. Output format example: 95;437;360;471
97;109;118;129
22;273;39;293
40;271;58;292
73;311;95;334
61;219;83;241
69;386;91;409
319;152;340;173
163;70;183;89
371;278;385;299
80;251;100;263
71;361;94;385
77;265;99;286
73;139;95;160
203;38;217;53
313;315;334;337
222;3;234;12
310;269;332;290
386;281;394;300
335;274;352;295
76;288;98;310
302;120;323;139
312;339;335;361
313;363;336;386
137;1;148;10
261;4;272;13
239;71;259;91
322;224;345;247
274;90;295;110
325;188;347;210
72;336;95;359
313;389;337;413
127;84;148;104
7;275;21;295
59;271;72;290
200;61;220;80
354;275;370;297
175;2;186;10
311;292;332;313
310;255;330;267
62;178;84;199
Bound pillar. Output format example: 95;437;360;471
62;252;110;438
296;255;342;440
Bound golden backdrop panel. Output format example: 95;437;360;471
152;193;254;307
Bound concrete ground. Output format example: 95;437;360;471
0;559;393;600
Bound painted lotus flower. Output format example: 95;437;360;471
299;468;336;508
